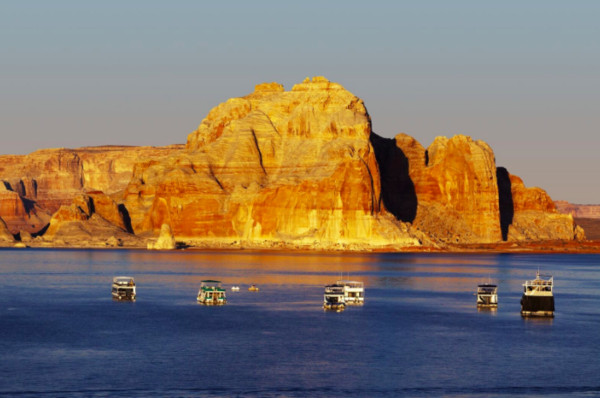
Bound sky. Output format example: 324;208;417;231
1;1;599;203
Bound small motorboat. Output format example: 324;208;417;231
231;286;240;291
248;284;259;292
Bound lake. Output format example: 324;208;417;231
0;249;599;397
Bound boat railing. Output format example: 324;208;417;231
324;285;344;294
336;280;364;289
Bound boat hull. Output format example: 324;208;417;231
476;294;498;307
111;288;136;301
197;297;227;305
323;303;345;311
520;295;554;317
112;292;136;301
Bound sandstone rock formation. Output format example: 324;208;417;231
123;77;421;250
382;133;501;244
504;172;580;241
0;145;182;236
43;192;142;247
555;201;600;219
0;216;14;243
0;181;50;234
0;76;582;250
147;223;177;250
374;133;579;245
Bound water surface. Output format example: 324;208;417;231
0;249;598;397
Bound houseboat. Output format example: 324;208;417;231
336;280;365;305
521;271;554;317
197;280;227;305
323;284;346;311
476;283;498;308
111;276;136;301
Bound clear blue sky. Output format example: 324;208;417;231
1;1;599;203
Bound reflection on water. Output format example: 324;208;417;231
0;249;599;397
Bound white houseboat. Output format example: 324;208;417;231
521;271;554;317
336;280;365;305
476;283;498;308
323;284;346;311
197;280;227;305
112;276;136;301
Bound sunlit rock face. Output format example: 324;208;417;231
0;216;14;242
389;133;501;244
506;173;578;241
123;77;420;249
0;146;183;213
147;223;176;250
0;146;183;235
0;182;50;234
43;192;141;247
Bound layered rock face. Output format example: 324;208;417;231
555;201;600;219
386;133;501;243
0;216;14;242
123;77;420;249
43;192;141;247
504;173;579;241
0;182;51;234
375;133;577;244
0;145;182;235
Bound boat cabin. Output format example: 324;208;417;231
336;280;365;305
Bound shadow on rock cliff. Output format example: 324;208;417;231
118;204;134;234
370;132;417;223
496;167;514;241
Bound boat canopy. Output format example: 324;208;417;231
113;276;135;284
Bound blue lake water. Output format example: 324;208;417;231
0;249;599;397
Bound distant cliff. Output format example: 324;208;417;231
0;145;183;235
555;201;600;219
0;77;583;249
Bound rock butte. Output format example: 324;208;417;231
0;77;584;250
123;76;420;250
